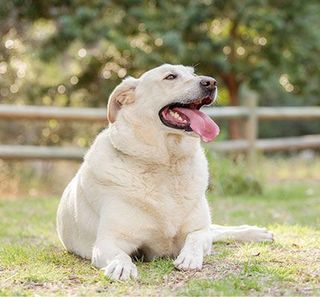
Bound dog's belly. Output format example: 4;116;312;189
123;180;205;259
138;234;185;261
128;203;190;261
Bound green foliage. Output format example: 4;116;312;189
0;0;319;144
1;0;319;104
207;152;263;196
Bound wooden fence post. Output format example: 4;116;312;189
243;91;258;167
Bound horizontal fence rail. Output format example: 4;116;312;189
1;135;320;160
209;135;320;153
0;103;319;160
1;104;320;121
0;145;86;160
0;104;108;122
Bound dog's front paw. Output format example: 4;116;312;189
102;259;138;281
174;249;203;271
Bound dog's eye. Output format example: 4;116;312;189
164;74;177;80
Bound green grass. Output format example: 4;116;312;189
0;182;319;296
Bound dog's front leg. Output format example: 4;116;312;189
174;228;212;271
92;236;138;281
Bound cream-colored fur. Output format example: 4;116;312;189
57;64;273;281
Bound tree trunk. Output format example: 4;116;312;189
222;73;242;139
223;19;244;139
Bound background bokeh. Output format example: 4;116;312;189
1;0;319;148
0;0;319;198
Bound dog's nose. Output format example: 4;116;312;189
200;76;217;91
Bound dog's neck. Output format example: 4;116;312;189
108;115;200;164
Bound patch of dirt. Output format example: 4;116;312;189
163;260;242;291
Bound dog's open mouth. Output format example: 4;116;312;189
159;96;220;142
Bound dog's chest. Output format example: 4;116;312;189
125;157;208;232
134;157;207;202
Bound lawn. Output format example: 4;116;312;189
0;179;319;296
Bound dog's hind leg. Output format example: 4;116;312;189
210;224;273;243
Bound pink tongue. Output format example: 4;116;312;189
173;107;220;142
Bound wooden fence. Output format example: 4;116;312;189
0;99;320;161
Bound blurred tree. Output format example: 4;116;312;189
0;0;319;140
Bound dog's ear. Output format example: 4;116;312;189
107;76;138;123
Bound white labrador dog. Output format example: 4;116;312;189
57;64;273;281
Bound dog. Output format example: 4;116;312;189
57;64;273;281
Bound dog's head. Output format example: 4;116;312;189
107;64;219;143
